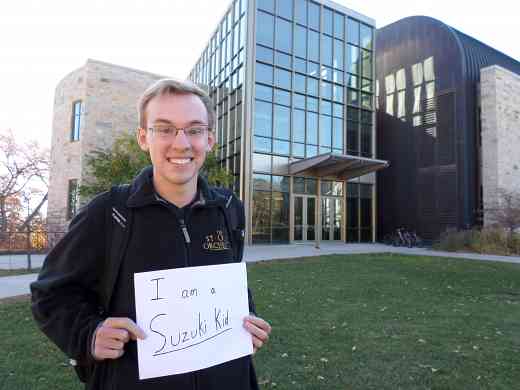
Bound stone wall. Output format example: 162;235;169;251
480;65;520;225
47;59;165;231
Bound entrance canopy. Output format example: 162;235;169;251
289;153;389;180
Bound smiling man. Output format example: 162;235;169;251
31;79;271;390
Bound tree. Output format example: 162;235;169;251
0;129;49;235
485;188;520;246
80;132;234;199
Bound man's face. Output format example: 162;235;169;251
137;93;215;193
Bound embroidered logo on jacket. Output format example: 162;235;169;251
203;230;230;251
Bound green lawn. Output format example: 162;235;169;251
1;254;519;389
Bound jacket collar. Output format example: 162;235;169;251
126;165;228;209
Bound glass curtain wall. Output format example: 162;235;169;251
346;182;373;242
189;0;248;194
252;0;375;244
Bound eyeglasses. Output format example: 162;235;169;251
147;124;210;140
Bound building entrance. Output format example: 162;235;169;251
293;195;316;241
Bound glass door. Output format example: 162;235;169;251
293;195;316;241
321;197;343;241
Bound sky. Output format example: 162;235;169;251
1;0;519;150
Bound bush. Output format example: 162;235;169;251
434;227;520;256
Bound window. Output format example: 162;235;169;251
294;25;307;58
256;11;274;47
308;1;320;30
254;100;273;137
275;18;292;53
295;0;307;25
71;101;82;141
67;179;79;219
276;0;293;19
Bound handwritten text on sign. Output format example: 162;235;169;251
134;263;253;380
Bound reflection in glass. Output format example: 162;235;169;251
293;109;305;142
294;73;306;94
294;196;303;240
333;39;344;70
256;45;274;63
362;50;372;79
256;62;273;84
295;0;307;26
257;0;274;13
347;19;359;45
360;24;372;50
273;139;290;155
322;35;333;67
361;93;372;109
272;191;289;243
254;100;272;137
334;12;344;39
347;89;359;106
272;175;290;192
306;112;318;144
308;61;320;77
275;18;293;53
253;173;271;190
307;77;319;96
253;153;271;172
293;142;305;158
307;96;318;112
275;51;292;68
257;11;274;47
274;105;290;140
294;93;306;109
320;115;332;147
256;83;273;101
333;117;343;150
276;0;293;19
274;89;291;106
295;25;307;58
274;68;291;89
347;45;359;74
254;136;271;153
306;144;318;157
272;156;289;174
308;30;320;62
307;197;316;240
252;190;271;243
308;1;320;30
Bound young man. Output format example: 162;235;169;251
31;79;271;389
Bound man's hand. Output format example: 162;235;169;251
92;317;146;360
243;315;272;354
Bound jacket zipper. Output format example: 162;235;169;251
179;218;191;268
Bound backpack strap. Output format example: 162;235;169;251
102;184;134;311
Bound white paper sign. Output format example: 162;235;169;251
134;262;253;380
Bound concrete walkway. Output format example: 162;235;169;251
0;254;45;270
1;244;519;300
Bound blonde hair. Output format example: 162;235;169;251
138;78;215;130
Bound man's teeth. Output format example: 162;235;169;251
168;158;191;165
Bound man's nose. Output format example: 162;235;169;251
170;129;191;150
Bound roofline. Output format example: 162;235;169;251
85;58;169;79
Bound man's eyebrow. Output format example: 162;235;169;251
151;119;208;126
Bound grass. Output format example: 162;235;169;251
1;253;519;389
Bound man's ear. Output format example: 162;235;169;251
136;127;149;152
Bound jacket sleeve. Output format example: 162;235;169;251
30;192;109;365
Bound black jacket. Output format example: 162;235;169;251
31;167;258;390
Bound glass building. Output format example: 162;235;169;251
189;0;387;245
